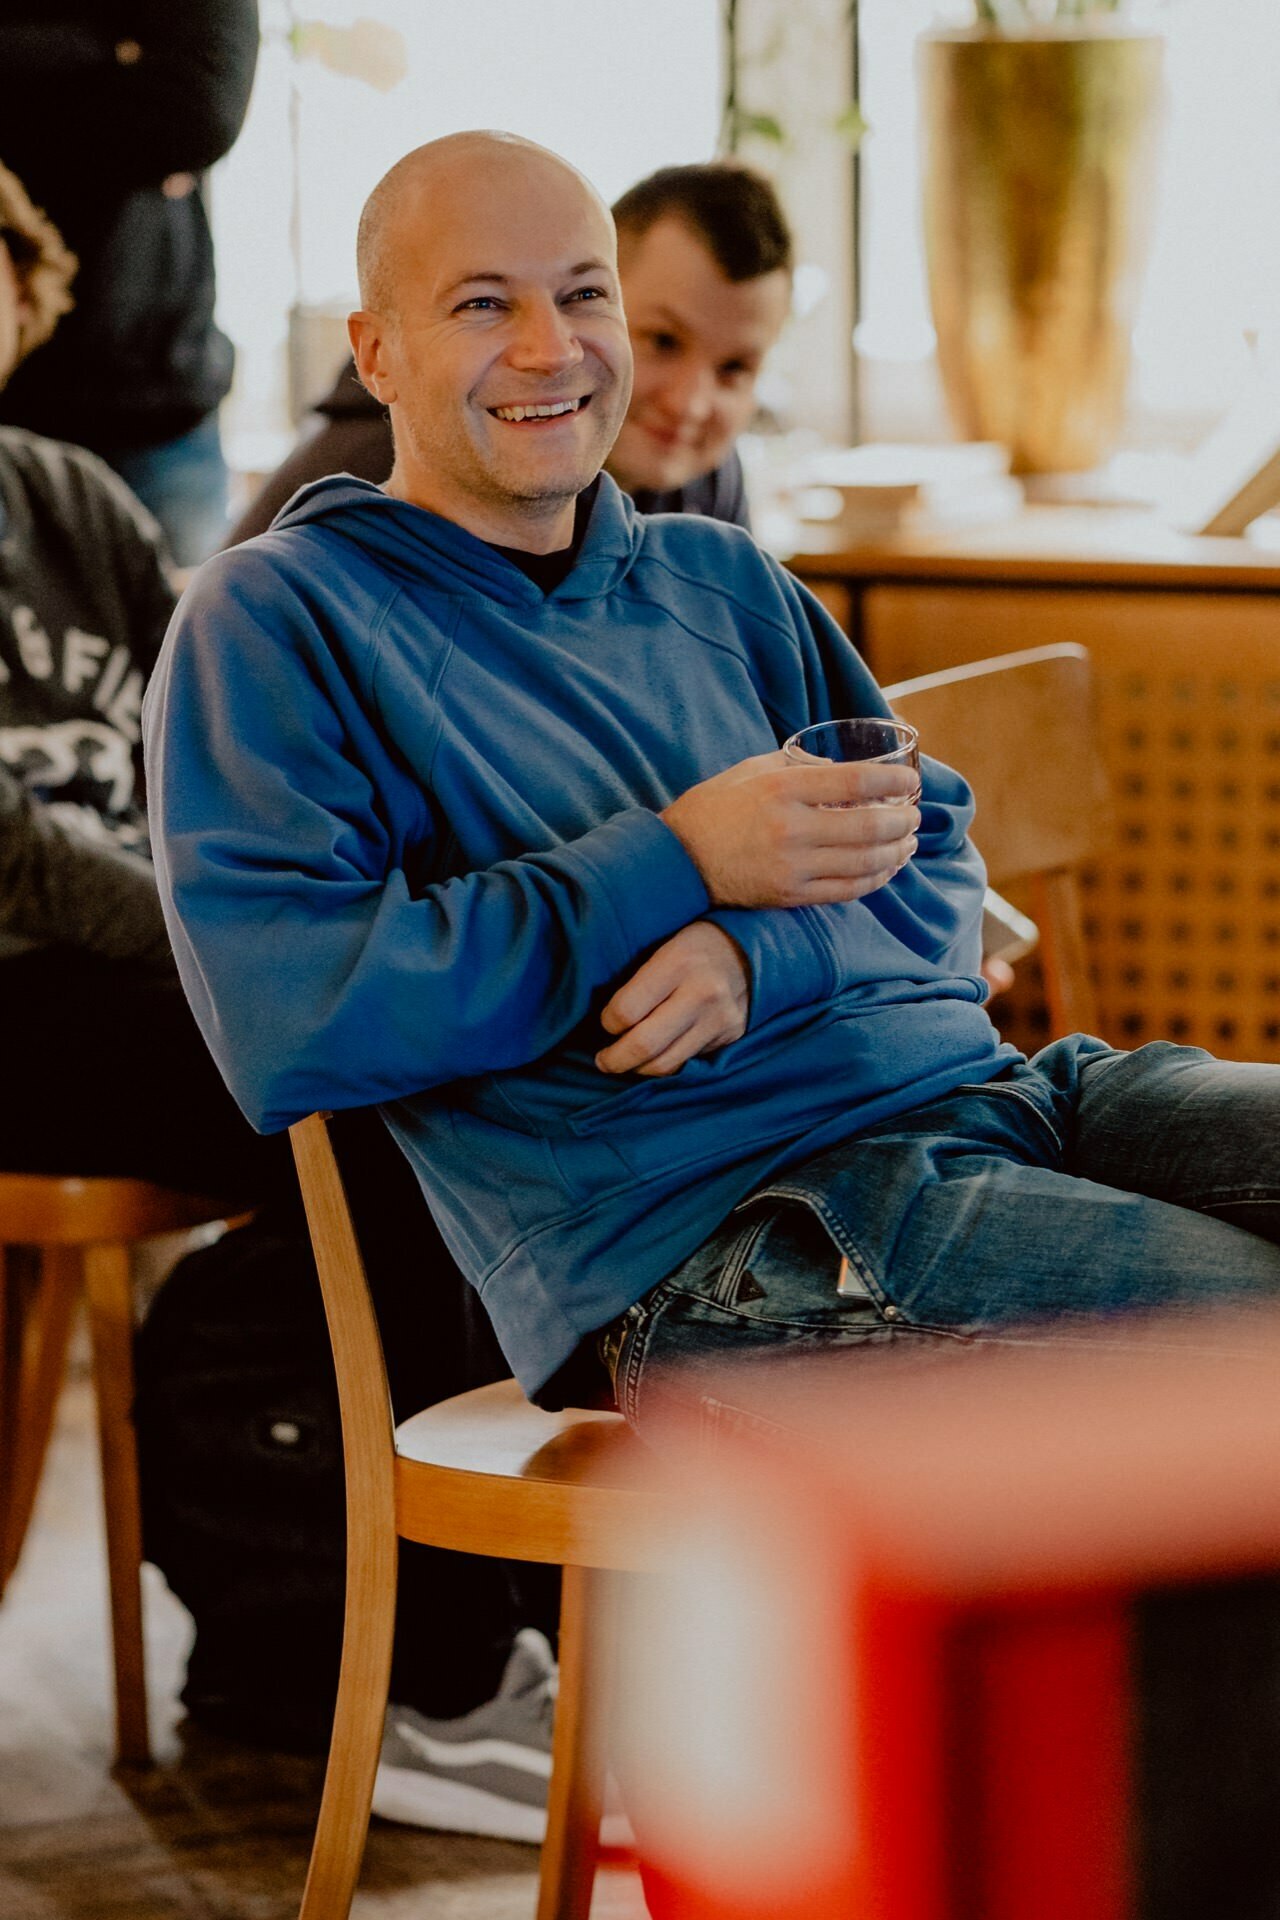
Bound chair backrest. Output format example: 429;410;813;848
288;1113;399;1648
884;642;1113;1038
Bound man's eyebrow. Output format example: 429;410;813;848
640;303;691;332
441;271;511;298
440;260;614;299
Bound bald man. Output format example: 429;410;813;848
146;132;1280;1850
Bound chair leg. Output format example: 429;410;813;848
0;1245;25;1600
82;1242;151;1766
297;1506;398;1920
538;1562;610;1920
0;1245;81;1597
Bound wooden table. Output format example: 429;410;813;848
787;507;1280;1062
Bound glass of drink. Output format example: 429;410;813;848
782;717;921;806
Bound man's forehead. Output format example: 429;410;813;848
404;203;613;300
625;260;792;355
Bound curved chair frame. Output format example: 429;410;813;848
290;1112;654;1920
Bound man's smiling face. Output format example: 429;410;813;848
350;140;632;551
607;214;791;497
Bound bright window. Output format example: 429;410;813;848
857;0;1280;449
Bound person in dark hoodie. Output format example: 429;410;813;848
145;131;1280;1846
226;158;793;545
0;156;269;1192
0;4;259;565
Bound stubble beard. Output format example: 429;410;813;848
400;405;609;522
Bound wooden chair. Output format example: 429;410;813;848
884;641;1114;1038
288;1111;655;1920
0;1175;242;1764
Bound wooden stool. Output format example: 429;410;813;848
0;1174;243;1765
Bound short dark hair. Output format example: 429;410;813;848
612;162;793;284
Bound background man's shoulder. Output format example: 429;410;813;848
0;425;159;537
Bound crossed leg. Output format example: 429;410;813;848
615;1039;1280;1434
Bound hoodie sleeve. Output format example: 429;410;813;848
706;562;986;1030
143;555;710;1132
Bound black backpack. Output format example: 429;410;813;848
135;1113;548;1750
135;1210;347;1748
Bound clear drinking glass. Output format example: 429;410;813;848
782;717;921;807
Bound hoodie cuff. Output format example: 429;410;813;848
705;906;835;1029
570;806;711;969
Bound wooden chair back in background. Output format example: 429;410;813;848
885;641;1114;1039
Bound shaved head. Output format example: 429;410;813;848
348;130;631;549
357;131;612;318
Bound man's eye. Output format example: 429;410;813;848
457;296;502;312
566;286;607;303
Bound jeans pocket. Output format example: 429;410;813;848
679;1188;889;1331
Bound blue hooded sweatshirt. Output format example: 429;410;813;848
144;474;1015;1393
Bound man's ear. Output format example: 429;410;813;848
349;309;398;405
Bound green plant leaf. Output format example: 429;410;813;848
732;108;787;146
832;102;869;149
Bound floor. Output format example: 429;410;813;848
0;1363;646;1920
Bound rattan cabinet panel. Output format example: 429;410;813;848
862;584;1280;1063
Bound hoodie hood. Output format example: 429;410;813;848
269;469;646;610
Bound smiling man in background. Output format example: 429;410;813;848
598;161;791;522
226;158;793;543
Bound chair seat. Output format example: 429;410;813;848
0;1172;241;1245
394;1378;657;1571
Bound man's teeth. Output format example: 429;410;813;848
491;399;583;422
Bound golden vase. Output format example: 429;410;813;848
920;26;1164;474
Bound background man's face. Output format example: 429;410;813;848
358;153;632;542
608;216;792;496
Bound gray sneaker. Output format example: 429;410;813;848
371;1628;632;1847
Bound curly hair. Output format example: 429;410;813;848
0;158;77;367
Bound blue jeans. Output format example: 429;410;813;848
609;1036;1280;1435
105;413;229;567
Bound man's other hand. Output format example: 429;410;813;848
596;921;749;1078
661;750;920;909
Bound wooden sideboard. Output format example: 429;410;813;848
787;507;1280;1063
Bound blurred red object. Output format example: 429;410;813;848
616;1312;1280;1920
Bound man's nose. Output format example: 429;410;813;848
653;360;717;425
507;297;585;374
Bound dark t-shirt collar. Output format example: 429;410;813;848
489;480;600;593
